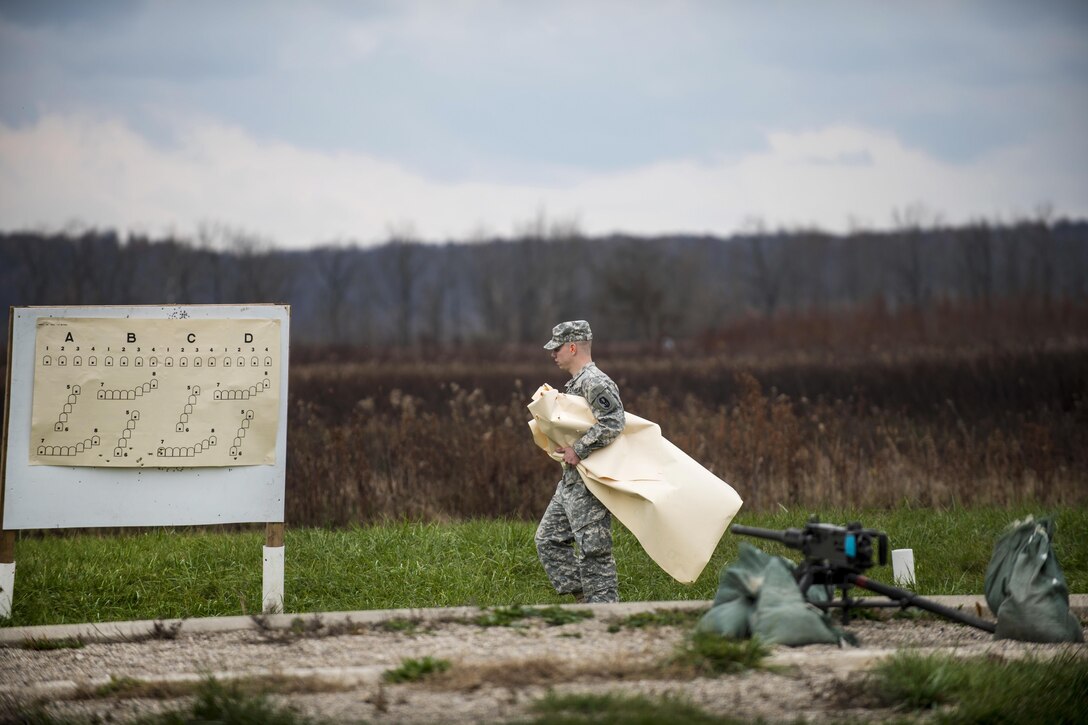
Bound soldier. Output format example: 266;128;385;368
535;320;624;603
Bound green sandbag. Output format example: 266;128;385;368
699;542;844;646
711;542;779;607
750;558;843;646
696;597;751;638
984;516;1083;644
698;543;774;637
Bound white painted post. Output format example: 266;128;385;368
0;562;13;619
0;530;14;619
263;522;285;613
262;546;284;613
892;548;916;588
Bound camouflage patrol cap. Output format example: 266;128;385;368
544;320;593;350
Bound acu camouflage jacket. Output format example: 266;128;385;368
564;362;625;464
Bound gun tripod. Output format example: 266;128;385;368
797;563;996;633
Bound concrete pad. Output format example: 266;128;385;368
2;595;1084;647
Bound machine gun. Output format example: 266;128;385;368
731;517;995;633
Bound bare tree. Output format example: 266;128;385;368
840;220;877;307
195;222;239;302
419;261;448;346
597;238;671;342
889;204;942;309
509;212;584;343
380;224;422;346
6;233;61;304
470;235;519;343
146;236;203;303
229;231;291;303
955;221;994;307
742;217;793;318
60;229;137;304
1027;204;1056;309
780;228;831;311
311;242;361;343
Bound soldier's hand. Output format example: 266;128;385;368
556;446;581;466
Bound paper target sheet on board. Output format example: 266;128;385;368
29;317;282;467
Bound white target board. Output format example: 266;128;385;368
2;306;290;530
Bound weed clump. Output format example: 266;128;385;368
174;677;323;724
383;656;451;683
608;608;707;632
373;616;425;634
866;651;1088;722
527;690;734;724
671;632;770;675
473;604;593;628
21;636;85;651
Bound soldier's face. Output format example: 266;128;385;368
551;342;576;372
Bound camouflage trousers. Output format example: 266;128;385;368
534;476;619;603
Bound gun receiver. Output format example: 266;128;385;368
729;517;994;633
731;520;888;572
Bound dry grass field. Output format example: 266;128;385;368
3;302;1085;528
284;306;1088;526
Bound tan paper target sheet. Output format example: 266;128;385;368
528;384;743;584
30;317;281;467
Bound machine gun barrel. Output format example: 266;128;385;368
729;525;805;550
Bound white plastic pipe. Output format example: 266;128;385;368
0;562;14;619
262;546;284;614
892;548;916;588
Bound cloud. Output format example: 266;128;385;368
5;1;1086;182
1;113;1084;246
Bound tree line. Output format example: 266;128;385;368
1;211;1085;348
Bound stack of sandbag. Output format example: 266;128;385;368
697;543;847;646
984;515;1083;643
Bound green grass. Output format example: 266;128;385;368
20;636;85;650
94;676;142;698
4;677;327;725
608;608;707;632
868;651;1088;723
2;505;1085;627
382;655;451;683
671;632;770;675
156;677;327;725
522;691;741;725
473;604;593;627
373;616;425;634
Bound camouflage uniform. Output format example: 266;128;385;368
535;321;624;603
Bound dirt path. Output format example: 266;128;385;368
3;600;1086;723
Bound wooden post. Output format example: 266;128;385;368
0;532;12;564
263;522;285;613
266;521;285;548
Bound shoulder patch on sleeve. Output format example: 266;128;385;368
591;386;620;414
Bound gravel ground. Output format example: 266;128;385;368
2;604;1086;724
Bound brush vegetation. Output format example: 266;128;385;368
866;651;1088;723
287;343;1087;525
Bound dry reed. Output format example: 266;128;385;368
285;344;1087;526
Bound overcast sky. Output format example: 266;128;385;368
1;0;1086;247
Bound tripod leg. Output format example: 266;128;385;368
848;574;996;634
839;585;853;626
